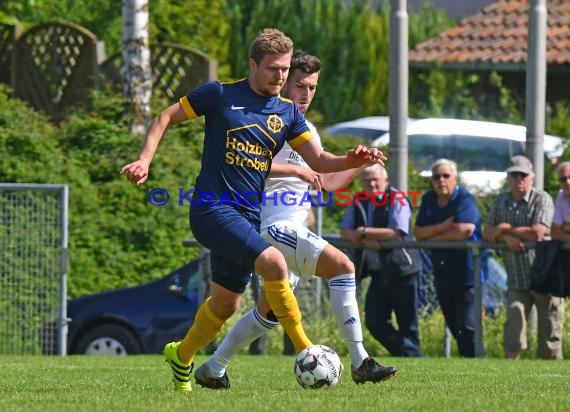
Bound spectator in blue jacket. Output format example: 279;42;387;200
414;158;484;357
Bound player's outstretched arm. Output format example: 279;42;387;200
269;162;324;191
120;102;188;185
321;167;365;192
295;139;386;174
268;160;363;192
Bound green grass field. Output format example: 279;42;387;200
1;355;568;412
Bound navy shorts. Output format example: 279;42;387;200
189;204;271;293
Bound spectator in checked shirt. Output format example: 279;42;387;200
484;155;563;360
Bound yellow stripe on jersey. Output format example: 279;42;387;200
179;96;198;119
288;131;313;150
277;95;294;104
221;77;247;85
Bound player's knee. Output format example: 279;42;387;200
336;254;355;274
255;247;288;280
319;245;355;275
331;253;354;277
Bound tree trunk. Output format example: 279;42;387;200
122;0;151;134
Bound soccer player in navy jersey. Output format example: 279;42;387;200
120;28;386;392
194;52;397;390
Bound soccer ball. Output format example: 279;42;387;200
294;344;343;389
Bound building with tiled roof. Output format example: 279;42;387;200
408;0;570;105
410;0;570;69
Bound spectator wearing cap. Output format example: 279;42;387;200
414;158;485;357
484;155;563;360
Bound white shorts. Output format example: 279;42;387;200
260;222;328;285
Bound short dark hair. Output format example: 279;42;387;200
288;51;321;80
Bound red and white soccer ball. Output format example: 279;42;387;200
294;344;343;389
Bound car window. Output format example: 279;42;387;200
183;261;205;303
408;134;525;172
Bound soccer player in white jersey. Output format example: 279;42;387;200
193;52;397;389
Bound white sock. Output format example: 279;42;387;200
328;274;369;367
204;307;278;377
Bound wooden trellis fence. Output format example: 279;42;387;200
0;21;216;121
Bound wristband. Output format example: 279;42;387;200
360;227;366;240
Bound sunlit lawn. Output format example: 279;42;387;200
1;355;569;412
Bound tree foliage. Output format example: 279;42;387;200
150;0;232;78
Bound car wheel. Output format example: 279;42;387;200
74;324;142;355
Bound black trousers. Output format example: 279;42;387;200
364;272;422;357
436;286;475;357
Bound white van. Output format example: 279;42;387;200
371;118;567;194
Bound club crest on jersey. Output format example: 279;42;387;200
267;114;284;133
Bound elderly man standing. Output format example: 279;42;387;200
484;155;563;360
414;158;484;357
340;164;423;357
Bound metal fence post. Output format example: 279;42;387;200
58;185;69;356
444;325;451;358
472;244;484;357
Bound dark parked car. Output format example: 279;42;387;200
62;259;207;355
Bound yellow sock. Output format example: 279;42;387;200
264;279;313;353
177;297;225;365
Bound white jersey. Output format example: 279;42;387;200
261;120;320;229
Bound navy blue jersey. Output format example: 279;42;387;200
180;79;312;221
